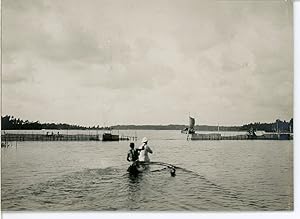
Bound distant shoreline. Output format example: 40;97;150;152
1;115;293;133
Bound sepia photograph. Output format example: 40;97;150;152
1;0;295;214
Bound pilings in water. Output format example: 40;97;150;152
189;133;293;140
1;132;292;142
1;133;137;142
119;135;138;141
1;133;98;142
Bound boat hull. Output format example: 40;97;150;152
127;162;148;175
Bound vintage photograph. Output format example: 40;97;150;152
1;0;293;211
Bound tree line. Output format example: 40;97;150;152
239;119;293;133
1;115;110;130
1;115;293;133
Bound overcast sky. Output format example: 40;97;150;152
2;0;293;126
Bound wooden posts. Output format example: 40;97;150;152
1;133;137;142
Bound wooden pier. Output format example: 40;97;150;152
1;133;137;142
189;133;293;140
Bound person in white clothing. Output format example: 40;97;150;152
138;137;153;162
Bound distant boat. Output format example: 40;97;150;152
181;116;223;140
181;116;196;134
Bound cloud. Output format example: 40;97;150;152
3;1;106;65
2;0;293;125
2;53;36;85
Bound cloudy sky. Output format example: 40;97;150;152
2;0;293;126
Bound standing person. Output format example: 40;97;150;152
138;137;153;162
127;142;146;174
127;142;139;162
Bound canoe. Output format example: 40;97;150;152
127;161;176;176
127;161;148;175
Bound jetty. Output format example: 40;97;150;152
1;133;137;142
188;133;293;140
183;117;293;141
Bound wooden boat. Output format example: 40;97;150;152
127;161;177;176
182;116;222;140
181;116;195;134
127;161;148;175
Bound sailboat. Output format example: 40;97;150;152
182;116;221;140
181;116;196;134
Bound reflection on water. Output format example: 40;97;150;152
1;130;293;211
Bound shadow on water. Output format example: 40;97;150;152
1;164;281;211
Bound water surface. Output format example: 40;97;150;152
1;130;293;211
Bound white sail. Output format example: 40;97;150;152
189;117;195;129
